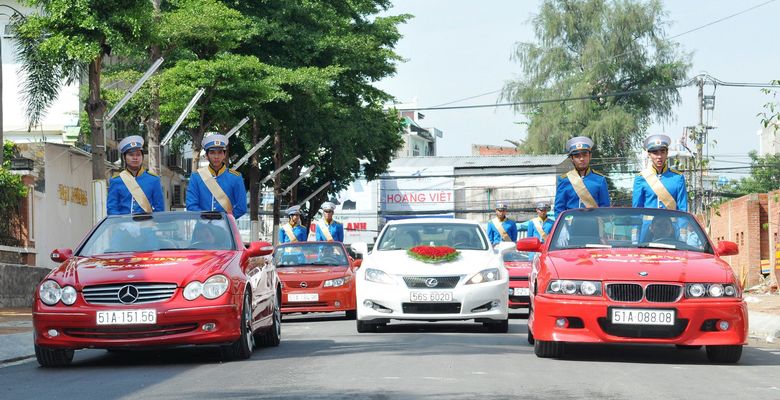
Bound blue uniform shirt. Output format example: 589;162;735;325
527;217;554;242
487;218;518;245
186;164;247;219
279;223;308;243
554;168;611;215
107;168;165;215
632;164;688;212
315;220;344;242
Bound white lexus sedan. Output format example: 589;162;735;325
352;218;511;333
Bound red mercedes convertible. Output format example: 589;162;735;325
275;241;359;319
519;208;747;363
33;211;281;367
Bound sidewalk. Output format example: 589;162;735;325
2;296;780;364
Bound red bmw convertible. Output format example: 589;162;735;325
33;211;281;367
519;208;747;363
275;241;359;319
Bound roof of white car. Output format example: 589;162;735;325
385;218;481;226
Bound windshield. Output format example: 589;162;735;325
376;222;488;251
274;243;349;267
548;208;713;254
78;212;236;256
503;251;532;262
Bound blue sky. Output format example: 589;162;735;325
377;0;780;178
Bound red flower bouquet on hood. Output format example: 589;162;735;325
407;245;460;264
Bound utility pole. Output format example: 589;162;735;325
696;78;705;215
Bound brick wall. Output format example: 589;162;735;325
708;193;767;288
768;190;780;285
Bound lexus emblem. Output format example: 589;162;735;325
117;285;139;304
638;271;649;277
299;282;308;288
425;278;438;288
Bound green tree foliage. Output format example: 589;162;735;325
0;142;29;246
721;151;780;195
501;0;690;165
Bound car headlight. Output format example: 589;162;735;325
546;280;602;296
466;268;501;285
202;275;230;299
685;283;738;298
324;277;348;287
39;280;62;305
61;286;78;305
365;268;395;285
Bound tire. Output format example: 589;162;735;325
356;319;377;333
35;344;74;367
527;327;535;344
256;290;282;347
705;345;742;363
345;310;357;320
484;318;509;333
675;344;702;350
534;340;564;358
221;292;254;361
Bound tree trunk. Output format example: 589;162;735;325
272;127;282;246
249;118;260;239
147;0;163;175
87;56;107;180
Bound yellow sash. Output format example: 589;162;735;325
532;217;548;241
566;170;598;208
119;170;152;213
491;217;511;241
641;167;676;210
318;220;334;241
197;167;233;214
282;224;298;242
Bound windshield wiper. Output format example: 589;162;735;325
584;244;612;248
636;242;677;250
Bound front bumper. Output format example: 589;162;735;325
530;295;748;345
281;286;356;314
357;279;508;322
508;279;530;308
34;300;242;350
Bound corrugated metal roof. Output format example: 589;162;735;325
389;155;568;169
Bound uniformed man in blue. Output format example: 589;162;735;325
279;205;308;243
487;201;518;245
107;135;164;215
554;136;611;215
186;133;247;219
527;202;554;243
315;201;344;242
632;134;688;212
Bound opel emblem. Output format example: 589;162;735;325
639;271;648;277
425;278;438;288
118;285;140;304
299;282;308;288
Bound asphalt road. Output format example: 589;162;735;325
2;314;780;400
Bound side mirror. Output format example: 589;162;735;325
353;258;363;269
247;241;274;257
716;241;739;257
516;238;542;252
495;241;516;254
51;248;73;263
351;242;368;256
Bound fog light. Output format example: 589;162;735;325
363;300;374;308
555;318;568;328
202;323;217;332
334;301;341;307
47;329;59;337
717;320;730;331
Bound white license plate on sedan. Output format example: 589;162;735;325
513;288;530;296
410;291;453;302
288;293;319;302
96;310;156;325
611;308;675;326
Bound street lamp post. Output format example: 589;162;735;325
0;4;23;166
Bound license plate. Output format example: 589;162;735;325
513;288;530;296
410;291;453;302
96;309;156;325
611;308;675;326
288;293;319;302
